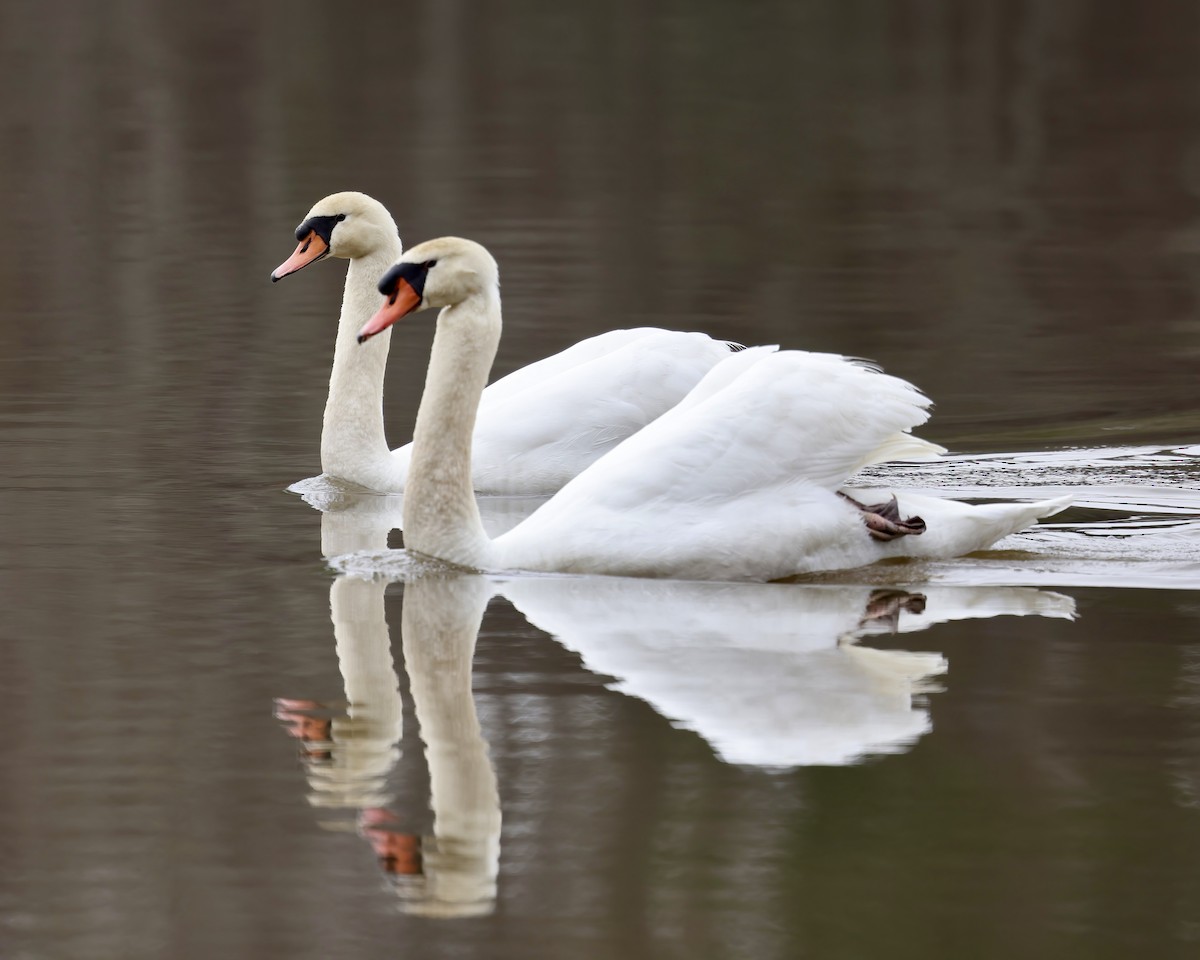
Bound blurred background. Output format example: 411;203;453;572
5;0;1200;475
1;2;1198;959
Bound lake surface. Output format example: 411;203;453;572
2;2;1199;958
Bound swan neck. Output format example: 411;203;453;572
321;241;404;485
402;291;500;568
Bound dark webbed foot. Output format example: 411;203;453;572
838;491;926;542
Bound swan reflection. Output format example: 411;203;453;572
282;491;1076;914
276;505;502;917
502;577;1076;767
397;575;501;917
274;573;402;813
290;474;546;541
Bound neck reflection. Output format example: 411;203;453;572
503;579;1075;767
277;500;501;917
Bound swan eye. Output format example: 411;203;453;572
423;259;437;270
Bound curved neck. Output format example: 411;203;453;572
320;240;405;486
402;290;501;568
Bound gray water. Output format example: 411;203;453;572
2;2;1199;958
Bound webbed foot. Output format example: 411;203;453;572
839;491;927;542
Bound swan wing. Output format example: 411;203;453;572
416;329;738;494
476;327;689;404
493;351;938;578
666;344;945;470
563;349;936;502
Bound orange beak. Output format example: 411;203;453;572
357;280;422;342
270;231;329;281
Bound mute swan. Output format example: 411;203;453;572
271;191;746;494
351;237;1072;582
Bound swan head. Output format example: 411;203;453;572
270;191;401;281
357;238;499;343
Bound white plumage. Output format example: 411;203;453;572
352;237;1070;582
392;327;741;493
274;192;740;494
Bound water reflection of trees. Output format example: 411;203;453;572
6;2;1199;476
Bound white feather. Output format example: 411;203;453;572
381;237;1072;582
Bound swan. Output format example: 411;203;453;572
350;237;1072;582
271;191;748;494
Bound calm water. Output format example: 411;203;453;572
2;2;1200;958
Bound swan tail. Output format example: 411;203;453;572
965;493;1074;551
998;494;1075;525
852;432;947;472
885;492;1074;558
983;494;1073;545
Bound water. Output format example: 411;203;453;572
2;2;1199;958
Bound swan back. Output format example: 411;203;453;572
479;327;690;405
555;350;933;502
467;329;742;492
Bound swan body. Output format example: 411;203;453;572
273;192;744;494
352;237;1071;582
490;356;1068;579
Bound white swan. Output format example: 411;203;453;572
271;191;745;494
351;237;1072;582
